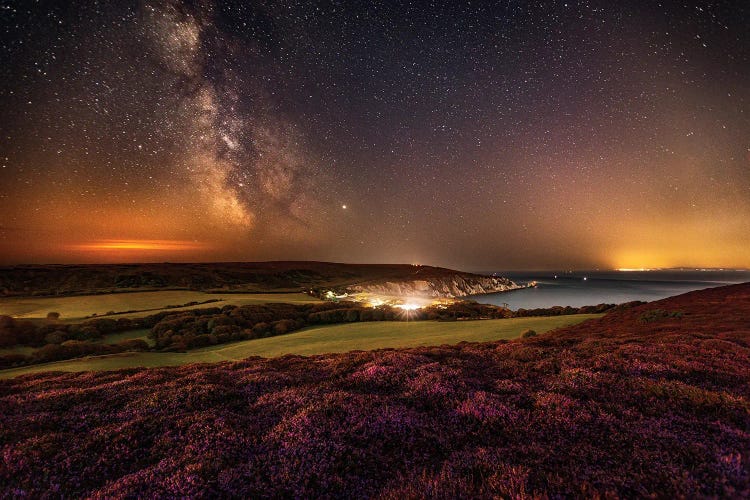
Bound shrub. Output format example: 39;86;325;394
212;325;239;337
0;317;18;347
87;318;118;334
272;320;292;335
345;309;360;322
31;343;68;363
0;353;30;369
253;322;269;335
190;334;214;348
73;325;103;341
44;331;68;345
520;329;537;339
639;309;684;323
116;339;150;351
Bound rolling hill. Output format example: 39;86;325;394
0;261;519;298
1;283;748;497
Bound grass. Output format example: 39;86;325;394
0;291;320;322
0;314;601;378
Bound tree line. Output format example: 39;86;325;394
0;300;641;369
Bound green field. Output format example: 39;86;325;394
0;291;320;322
0;314;600;378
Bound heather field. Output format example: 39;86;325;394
1;283;749;497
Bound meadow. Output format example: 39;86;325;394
0;314;598;378
0;291;319;322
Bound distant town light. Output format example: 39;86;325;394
395;303;421;311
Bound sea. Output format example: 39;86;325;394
471;270;750;310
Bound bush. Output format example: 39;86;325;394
87;318;118;334
0;353;30;369
272;320;291;335
116;339;150;351
44;331;68;345
520;329;537;339
190;334;214;348
345;309;360;322
0;316;18;347
31;344;69;363
72;325;102;341
212;324;239;337
639;309;684;323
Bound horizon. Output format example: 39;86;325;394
1;1;749;269
0;258;747;276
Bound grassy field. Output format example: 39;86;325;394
0;314;601;378
0;291;320;322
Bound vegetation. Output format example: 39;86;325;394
0;261;513;297
0;283;748;496
0;290;319;321
519;328;537;338
639;308;684;323
0;315;599;378
0;298;626;369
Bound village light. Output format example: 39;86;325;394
395;303;421;311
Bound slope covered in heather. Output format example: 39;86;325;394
1;283;749;497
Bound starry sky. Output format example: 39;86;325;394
1;0;749;270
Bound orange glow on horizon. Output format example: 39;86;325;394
610;244;750;271
68;239;209;252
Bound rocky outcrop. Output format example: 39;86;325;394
346;274;522;298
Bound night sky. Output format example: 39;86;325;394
1;0;749;270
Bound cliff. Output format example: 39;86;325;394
0;261;519;298
346;274;522;298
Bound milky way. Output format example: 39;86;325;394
142;1;331;237
1;1;749;269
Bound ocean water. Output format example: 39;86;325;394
471;270;750;310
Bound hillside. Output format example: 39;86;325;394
346;272;519;298
0;261;519;298
1;283;749;497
